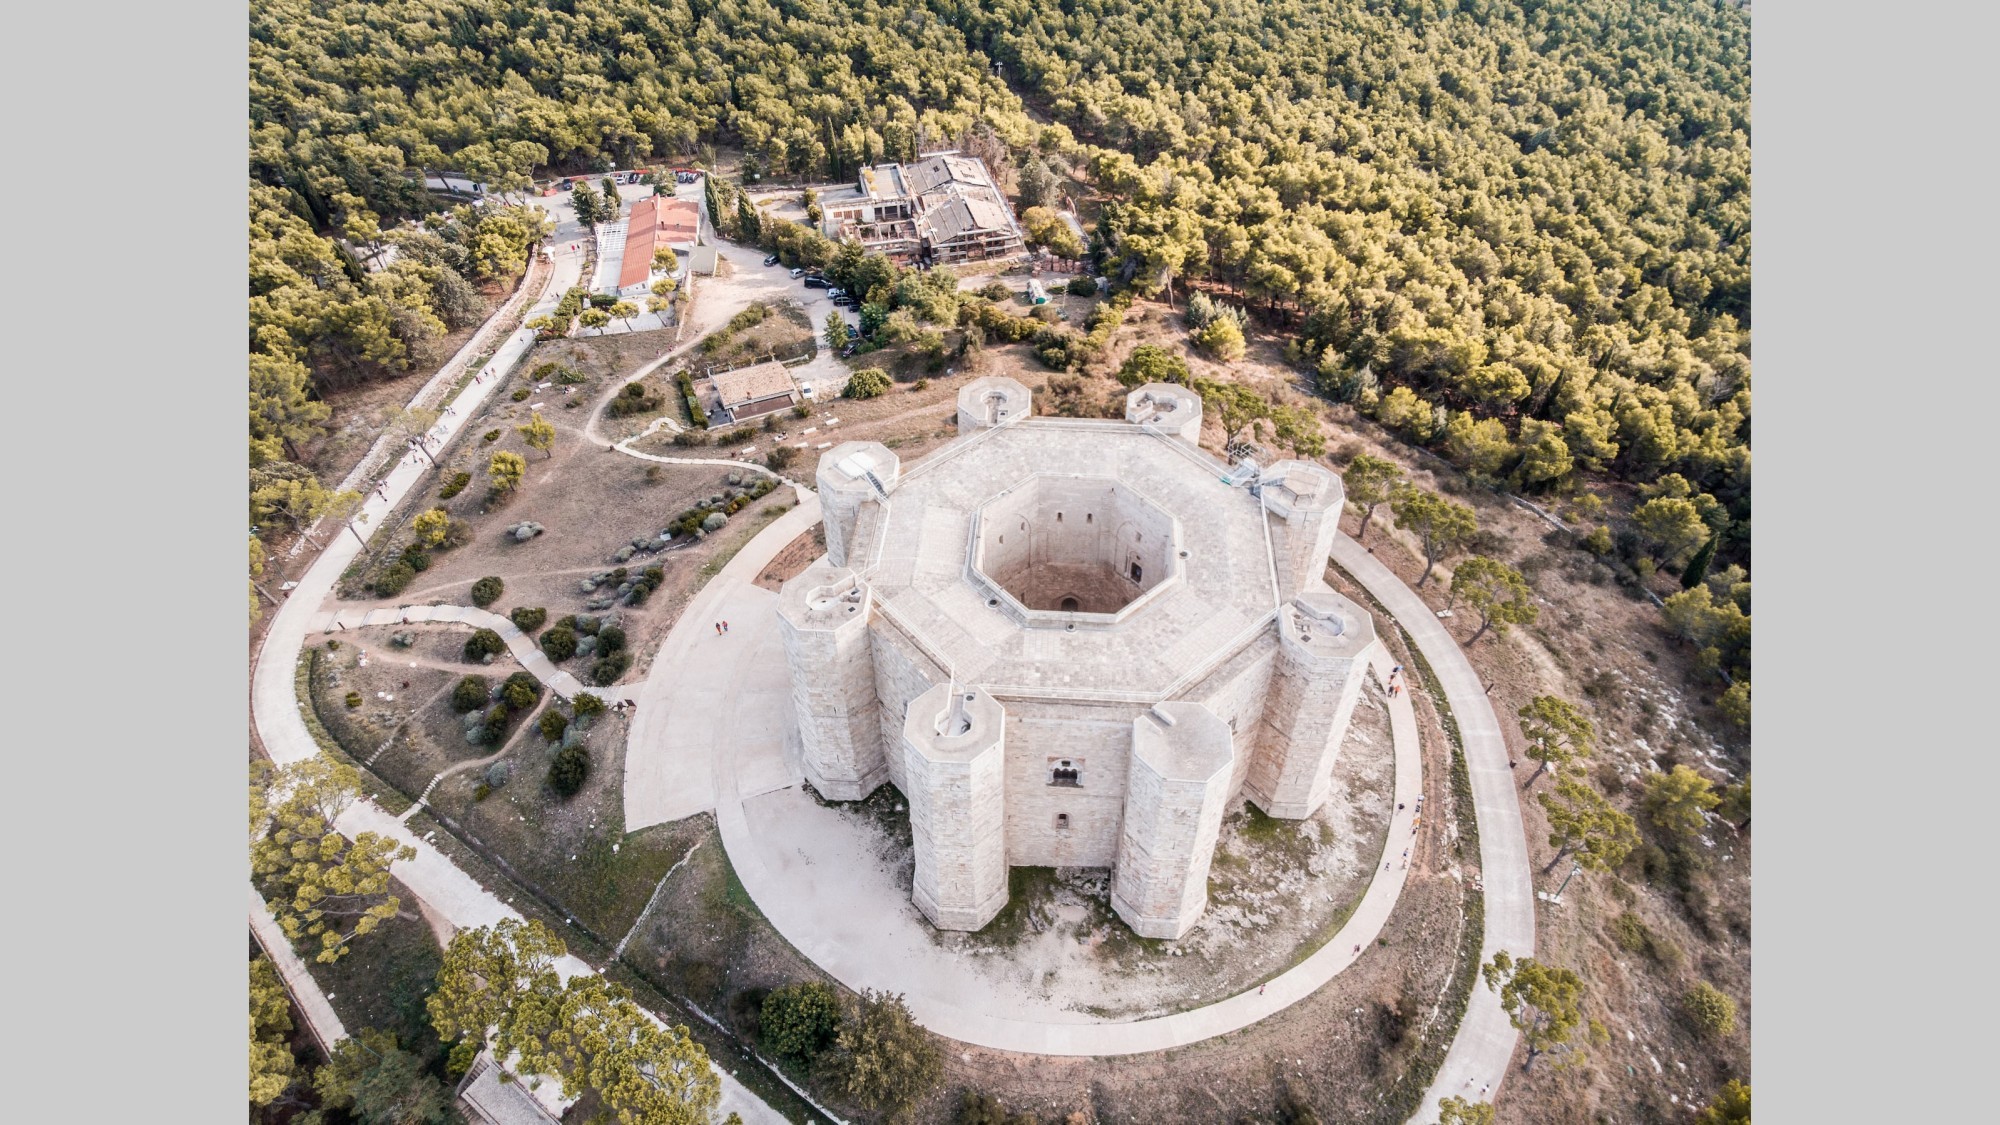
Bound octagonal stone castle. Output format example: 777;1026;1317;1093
777;376;1383;938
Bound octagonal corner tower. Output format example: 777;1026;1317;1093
777;563;885;801
774;391;1380;938
957;375;1034;434
1113;702;1235;939
1124;382;1204;445
815;441;899;568
902;683;1009;930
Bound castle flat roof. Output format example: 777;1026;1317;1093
861;419;1285;702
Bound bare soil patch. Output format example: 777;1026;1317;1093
752;525;826;592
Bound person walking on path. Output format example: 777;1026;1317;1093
714;622;722;635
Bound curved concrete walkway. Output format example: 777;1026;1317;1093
309;603;609;704
1329;540;1534;1123
247;227;788;1125
616;500;1432;1054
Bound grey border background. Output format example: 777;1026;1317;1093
1;0;1992;1119
4;0;245;1117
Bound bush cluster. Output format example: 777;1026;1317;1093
463;627;505;661
470;576;504;607
625;565;665;606
540;621;578;661
451;675;490;713
438;471;472;500
372;560;416;596
509;606;547;633
607;379;665;417
548;743;590;796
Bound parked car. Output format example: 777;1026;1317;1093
799;383;816;399
827;287;846;298
789;267;805;279
804;276;830;290
764;253;781;266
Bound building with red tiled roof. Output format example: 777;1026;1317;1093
613;197;702;293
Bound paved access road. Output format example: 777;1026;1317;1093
1329;540;1535;1124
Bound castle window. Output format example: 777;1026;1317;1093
1050;759;1081;787
1060;596;1080;612
1086;513;1092;523
1129;562;1143;583
1054;813;1071;831
1057;512;1063;522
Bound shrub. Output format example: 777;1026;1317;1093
761;982;840;1061
540;623;578;661
589;651;632;685
1116;343;1191;387
1685;981;1737;1037
596;625;627;653
510;387;532;402
1192;315;1246;360
844;368;891;399
464;628;505;660
411;508;452;548
482;429;501;443
446;1039;478;1080
548;744;590;797
910;378;930;391
399;546;433;572
978;281;1012;302
573;693;606;719
484;761;510;789
538;710;569;743
372;560;416;596
452;676;490;713
1067;275;1098;296
792;403;811;419
701;511;728;533
501;677;538;711
483;703;511;731
470;576;505;607
766;445;797;471
671;429;710;446
344;691;363;709
828;990;940;1118
608;380;666;417
510;606;547;633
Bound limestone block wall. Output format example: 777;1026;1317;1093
1111;703;1236;939
903;684;1010;930
867;615;948;795
998;701;1138;868
777;566;887;801
1180;630;1281;801
1246;590;1381;819
976;478;1178;613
